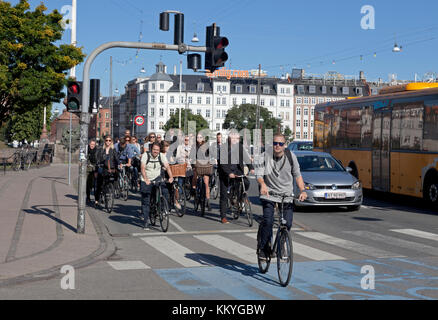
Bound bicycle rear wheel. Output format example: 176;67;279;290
277;229;293;287
175;184;186;217
159;199;170;232
243;196;253;227
149;204;157;226
122;175;129;201
200;180;206;217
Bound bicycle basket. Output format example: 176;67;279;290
195;162;213;176
170;163;187;177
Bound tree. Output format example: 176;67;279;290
6;104;52;142
0;0;85;122
223;104;281;132
163;109;209;134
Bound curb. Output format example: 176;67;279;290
0;177;116;288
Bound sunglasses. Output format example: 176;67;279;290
273;142;285;146
105;140;112;142
150;136;156;138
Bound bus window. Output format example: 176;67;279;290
361;105;372;148
347;107;361;148
423;102;438;152
391;106;402;150
400;102;423;151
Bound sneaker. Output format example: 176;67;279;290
175;202;182;210
143;224;150;230
258;249;267;260
221;217;230;224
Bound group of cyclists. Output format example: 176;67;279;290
86;128;307;283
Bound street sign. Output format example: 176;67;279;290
134;115;145;126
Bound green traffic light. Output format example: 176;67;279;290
68;101;79;111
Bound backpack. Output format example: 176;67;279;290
268;148;294;177
145;151;163;167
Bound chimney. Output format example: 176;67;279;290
359;71;365;81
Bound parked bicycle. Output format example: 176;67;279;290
228;175;253;227
12;147;36;171
149;178;170;232
257;193;293;287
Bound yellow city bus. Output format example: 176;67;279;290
313;83;438;206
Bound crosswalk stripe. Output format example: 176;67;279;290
194;234;257;264
141;236;209;268
390;229;438;242
297;232;402;258
346;231;438;256
244;233;345;261
107;261;150;270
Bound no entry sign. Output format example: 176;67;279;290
134;115;145;126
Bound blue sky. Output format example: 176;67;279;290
12;0;438;112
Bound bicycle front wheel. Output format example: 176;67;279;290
277;229;293;287
175;184;186;217
122;175;129;201
159;199;170;232
105;183;114;213
243;196;253;227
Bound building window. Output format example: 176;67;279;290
311;108;314;116
297;85;305;94
105;112;109;119
216;123;220;131
286;112;290;120
188;97;193;104
311;120;314;127
206;109;211;118
216;85;221;92
159;122;164;130
304;119;308;127
250;85;256;93
151;121;155;130
242;98;246;104
280;87;285;94
217;110;221;118
356;87;363;95
296;119;301;127
311;97;316;104
286;100;290;107
263;86;270;94
232;98;237;105
296;97;302;104
342;87;349;95
304;108;309;116
304;131;308;139
217;97;221;105
222;97;226;105
261;99;265;106
206;97;211;104
280;99;285;107
309;85;316;94
322;86;327;94
318;97;324;103
270;99;275;106
197;109;201;115
197;83;204;92
151;83;156;90
236;85;242;93
160;95;164;103
160;83;164;90
303;97;309;104
151;95;155;103
286;88;291;94
222;110;226;118
159;108;164;117
170;108;174;116
296;107;301;115
296;131;300;139
332;87;337;94
197;96;202;104
150;108;155;117
251;98;256;105
222;85;227;92
170;96;174;104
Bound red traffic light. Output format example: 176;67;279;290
70;84;79;94
215;37;229;49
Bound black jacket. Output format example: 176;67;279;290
98;147;118;170
219;142;253;177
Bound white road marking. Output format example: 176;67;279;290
107;261;150;271
169;217;186;232
390;229;438;242
245;233;345;261
346;230;438;256
297;232;402;258
194;234;258;264
141;236;209;267
132;227;302;237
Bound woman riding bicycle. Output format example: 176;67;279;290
95;135;118;206
191;133;212;210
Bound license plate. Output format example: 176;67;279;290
324;192;346;199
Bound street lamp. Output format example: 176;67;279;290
277;115;282;133
243;118;248;147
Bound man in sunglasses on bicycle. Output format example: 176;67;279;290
255;133;307;259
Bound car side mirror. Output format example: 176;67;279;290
346;167;353;173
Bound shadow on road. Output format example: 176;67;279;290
24;205;77;232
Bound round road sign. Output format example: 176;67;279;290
134;115;145;126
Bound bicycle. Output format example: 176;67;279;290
228;175;253;227
117;164;130;201
148;178;170;232
257;193;294;287
209;165;219;200
169;163;188;218
192;164;212;217
98;171;116;213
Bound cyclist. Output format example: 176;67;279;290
255;133;307;259
86;139;99;204
140;142;174;230
162;141;181;210
129;136;141;189
144;132;157;153
95;135;118;206
176;135;193;194
219;131;254;224
192;133;212;210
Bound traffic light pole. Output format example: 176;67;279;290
77;41;206;233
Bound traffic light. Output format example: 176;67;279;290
205;24;229;73
66;81;82;113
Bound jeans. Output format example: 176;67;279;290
258;199;294;253
140;177;170;226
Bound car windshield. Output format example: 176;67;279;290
297;155;344;172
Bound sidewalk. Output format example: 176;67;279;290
0;164;115;287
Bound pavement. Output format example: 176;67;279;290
0;164;115;287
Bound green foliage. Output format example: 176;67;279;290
0;0;85;122
61;126;80;152
223;104;282;132
283;126;294;142
7;104;51;142
163;109;209;134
